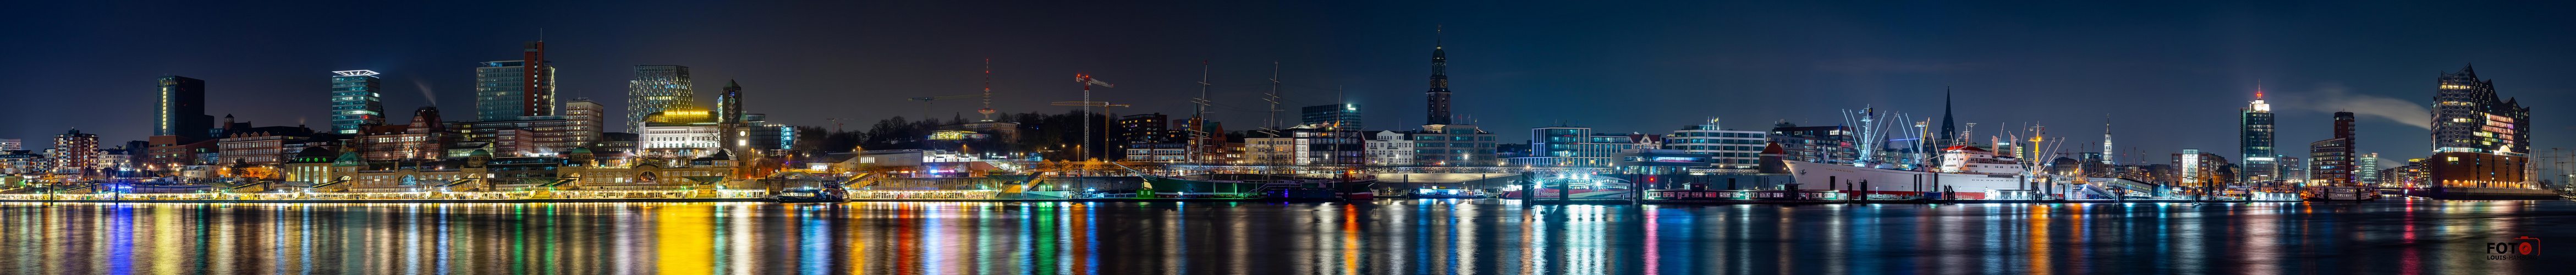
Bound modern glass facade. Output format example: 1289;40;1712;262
156;76;208;139
2240;93;2276;185
628;65;692;133
329;70;385;134
1299;104;1361;130
474;42;554;122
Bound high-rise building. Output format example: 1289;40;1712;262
329;70;386;134
1422;30;1453;126
628;65;693;133
1300;104;1361;130
0;139;18;151
2309;112;2357;186
2101;123;2114;164
156;76;211;139
717;80;742;125
2357;153;2382;186
2239;86;2278;186
562;99;606;148
52;129;99;178
473;42;555;121
2426;64;2540;193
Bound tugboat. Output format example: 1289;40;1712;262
771;188;847;203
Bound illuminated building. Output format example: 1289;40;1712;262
329;70;385;134
2172;149;2230;185
2308;112;2356;185
354;107;451;161
447;100;603;157
2239;86;2278;186
213;123;320;166
1365;130;1414;166
472;41;556;121
156;75;212;139
1118;113;1186;162
1666;123;1767;172
2423;65;2547;199
1408;124;1497;166
1768;123;1859;164
1300;104;1361;130
628;65;693;133
639;108;722;158
1510;126;1636;167
50;129;99;179
2357;153;2381;186
0;139;17;151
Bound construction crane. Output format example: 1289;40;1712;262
1073;75;1114;161
1053;101;1128;162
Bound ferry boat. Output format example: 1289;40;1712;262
1411;188;1487;199
2303;186;2376;201
1782;145;2034;200
1499;174;1635;199
771;188;847;203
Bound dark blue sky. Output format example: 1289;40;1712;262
4;1;2571;167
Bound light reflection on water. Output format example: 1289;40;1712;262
0;200;2562;274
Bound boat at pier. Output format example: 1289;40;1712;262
1781;145;2033;200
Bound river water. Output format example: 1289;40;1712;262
1;199;2563;274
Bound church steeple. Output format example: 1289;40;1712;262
1425;26;1454;125
1939;87;1956;141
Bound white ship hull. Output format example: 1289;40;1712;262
1783;160;2030;199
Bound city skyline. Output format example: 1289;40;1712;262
4;1;2574;167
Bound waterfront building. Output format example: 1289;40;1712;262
2280;156;2307;184
328;70;386;134
1665;123;1766;172
2240;87;2279;186
1509;126;1636;167
1300;104;1361;130
447;99;603;157
1365;130;1414;166
472;42;556;121
51;129;99;179
2309;112;2357;185
628;65;693;133
157;76;212;139
2358;153;2382;186
354;107;451;161
741;114;796;154
1243;135;1295;164
1409;124;1498;166
213;124;320;166
2172;149;2232;185
2426;64;2536;189
1769;123;1859;164
1118;113;1187;162
639;108;722;158
1;150;43;175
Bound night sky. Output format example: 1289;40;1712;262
6;1;2573;168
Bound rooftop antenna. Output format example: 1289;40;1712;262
977;59;996;122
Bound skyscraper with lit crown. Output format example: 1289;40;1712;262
2240;86;2277;185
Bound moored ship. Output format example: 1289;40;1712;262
1782;145;2034;200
